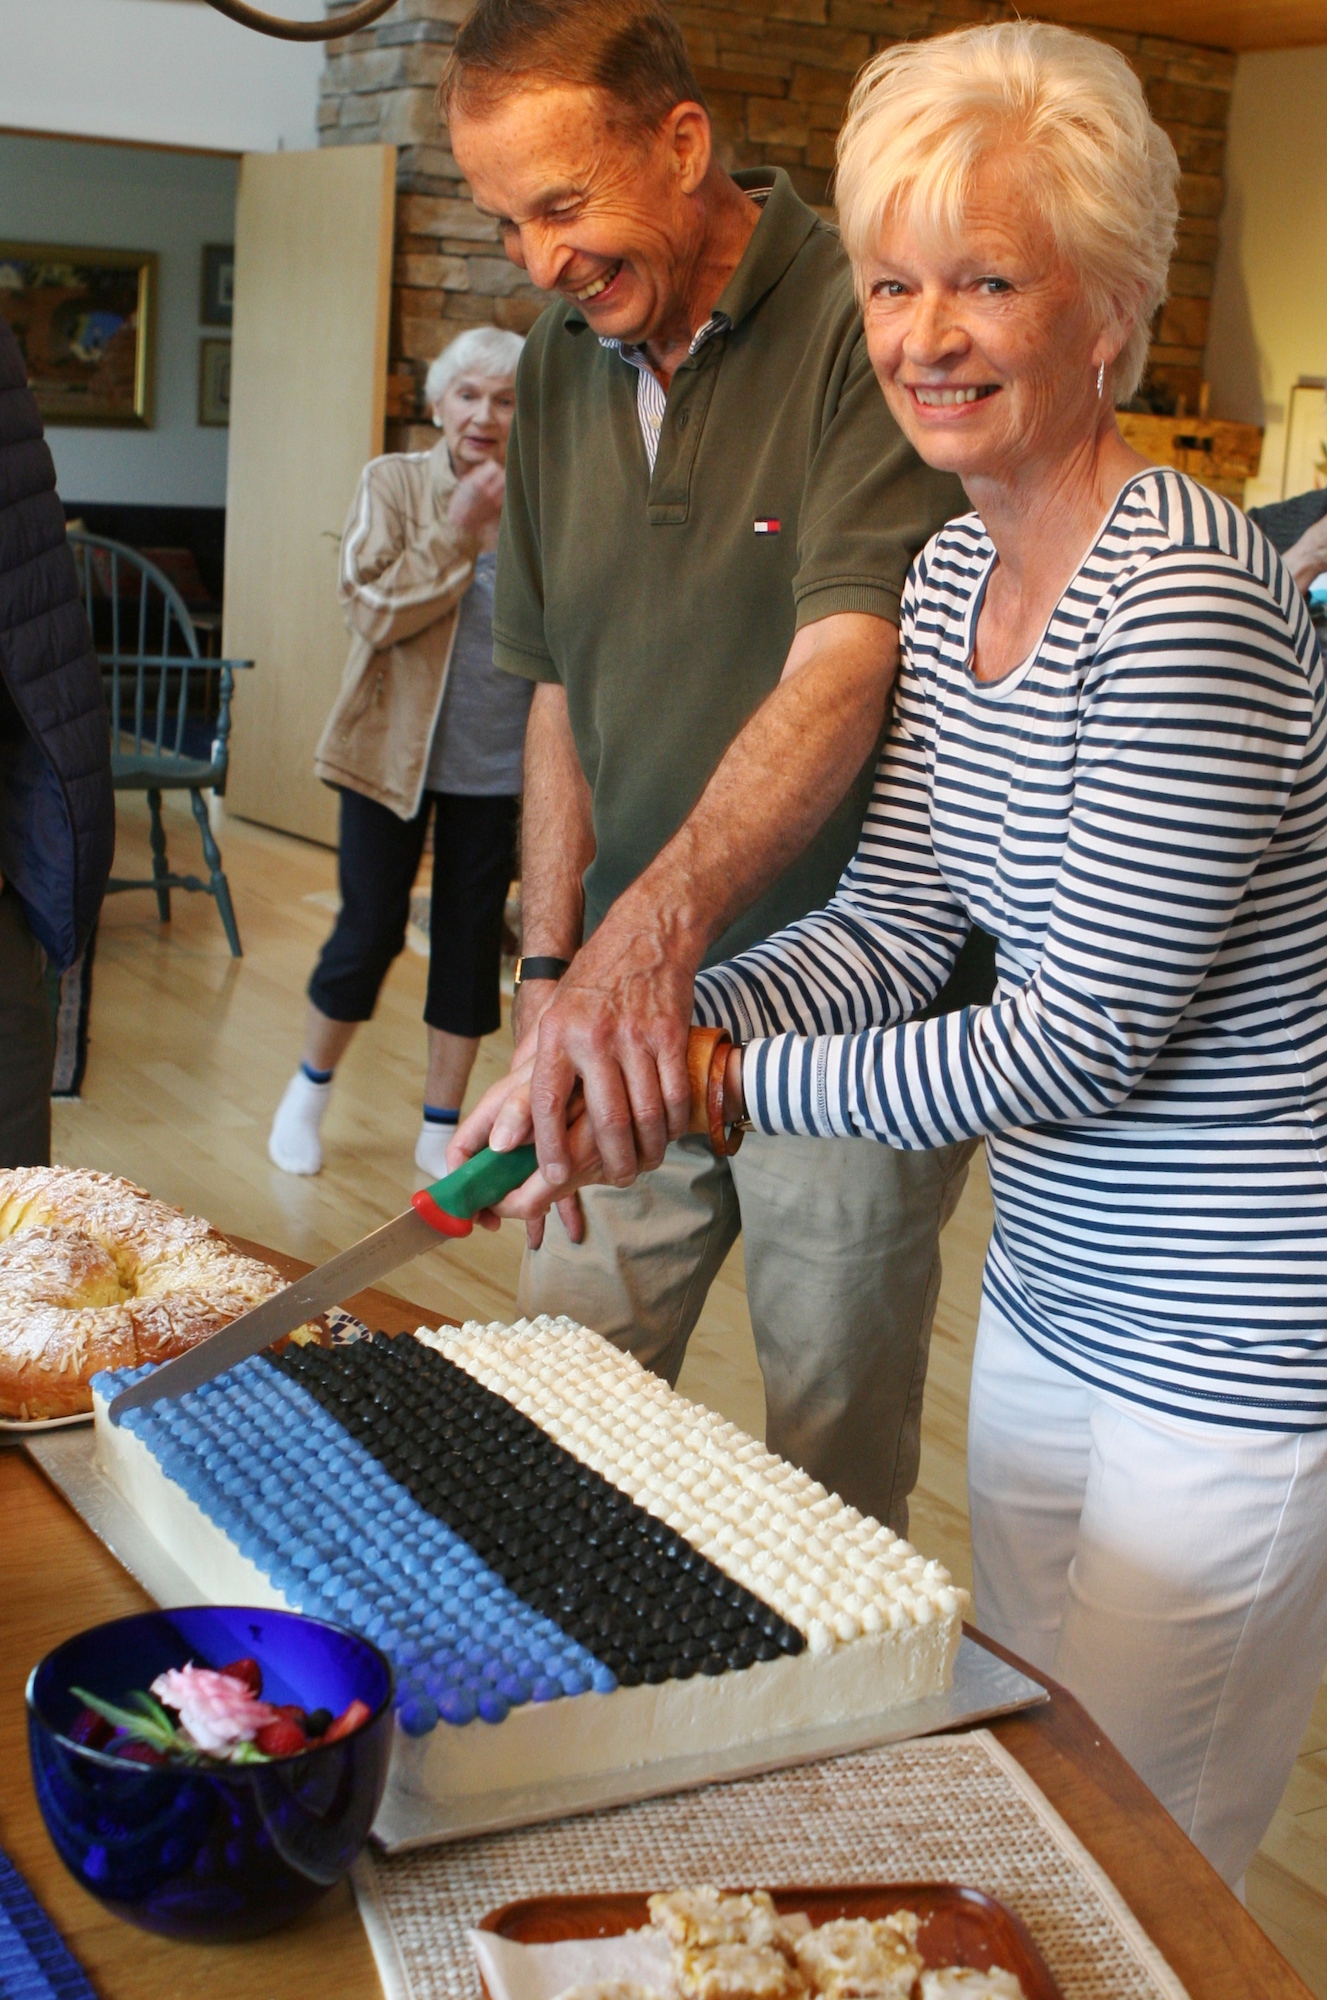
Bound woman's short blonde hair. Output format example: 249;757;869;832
424;324;525;408
835;20;1179;401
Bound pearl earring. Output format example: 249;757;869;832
1097;360;1105;400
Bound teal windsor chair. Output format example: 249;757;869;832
68;530;253;957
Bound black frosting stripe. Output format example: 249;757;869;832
274;1334;804;1687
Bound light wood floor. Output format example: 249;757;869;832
52;790;1327;1994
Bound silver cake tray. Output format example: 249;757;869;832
26;1426;1049;1854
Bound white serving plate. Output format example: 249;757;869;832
0;1410;93;1435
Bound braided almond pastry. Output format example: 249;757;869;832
0;1168;289;1421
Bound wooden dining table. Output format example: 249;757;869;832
0;1240;1311;2000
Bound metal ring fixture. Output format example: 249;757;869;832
202;0;398;41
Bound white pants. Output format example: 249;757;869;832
968;1298;1327;1885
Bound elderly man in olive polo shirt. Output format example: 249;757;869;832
445;0;988;1532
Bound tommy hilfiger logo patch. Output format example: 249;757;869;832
754;518;780;534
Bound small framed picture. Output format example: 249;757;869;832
200;243;234;328
198;337;231;427
0;242;155;426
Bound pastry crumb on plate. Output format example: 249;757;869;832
919;1971;1024;1998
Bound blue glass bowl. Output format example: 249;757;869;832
27;1606;394;1943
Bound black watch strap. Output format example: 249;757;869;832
514;955;570;989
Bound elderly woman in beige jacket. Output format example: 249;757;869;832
269;324;530;1180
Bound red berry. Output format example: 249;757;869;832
274;1704;306;1726
322;1699;372;1744
218;1657;263;1697
254;1718;306;1757
116;1740;168;1765
69;1707;114;1750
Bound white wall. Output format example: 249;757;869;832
1206;47;1327;505
0;0;323;155
0;134;240;505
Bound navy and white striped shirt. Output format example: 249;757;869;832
695;470;1327;1430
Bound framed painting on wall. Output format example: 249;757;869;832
1281;379;1327;500
198;337;231;427
200;243;234;328
0;242;154;426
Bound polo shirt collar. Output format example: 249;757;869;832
713;169;819;332
563;166;819;341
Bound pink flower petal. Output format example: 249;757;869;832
151;1665;280;1753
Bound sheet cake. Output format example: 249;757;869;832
93;1317;967;1838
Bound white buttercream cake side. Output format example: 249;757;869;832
92;1316;967;1809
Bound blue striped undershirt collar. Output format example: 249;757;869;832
599;314;729;471
597;182;769;470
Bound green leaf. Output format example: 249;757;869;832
70;1686;190;1758
128;1690;177;1735
228;1740;272;1764
71;1687;168;1744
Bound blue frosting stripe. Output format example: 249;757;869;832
94;1357;610;1736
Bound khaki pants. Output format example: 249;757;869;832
519;1130;976;1534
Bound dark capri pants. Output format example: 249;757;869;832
309;786;518;1039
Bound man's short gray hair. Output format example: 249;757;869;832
425;325;525;408
835;20;1179;403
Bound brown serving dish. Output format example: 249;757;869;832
478;1885;1064;1999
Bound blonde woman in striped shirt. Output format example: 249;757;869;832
465;20;1327;1885
690;21;1327;1886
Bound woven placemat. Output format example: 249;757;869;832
351;1730;1189;2000
0;1849;98;2000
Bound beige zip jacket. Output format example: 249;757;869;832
313;439;477;821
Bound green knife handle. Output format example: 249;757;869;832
412;1144;540;1236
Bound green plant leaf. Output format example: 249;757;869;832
71;1687;169;1744
70;1686;193;1758
128;1689;177;1735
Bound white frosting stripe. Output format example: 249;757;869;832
413;1318;968;1653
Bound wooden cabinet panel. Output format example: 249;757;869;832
223;145;395;845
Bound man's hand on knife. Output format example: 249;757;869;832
522;902;699;1191
448;1022;748;1236
449;612;897;1236
512;614;897;1192
447;911;699;1242
447;1011;576;1247
451;1086;608;1234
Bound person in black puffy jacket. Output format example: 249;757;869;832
0;316;114;1165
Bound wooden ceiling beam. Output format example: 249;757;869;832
1041;0;1327;52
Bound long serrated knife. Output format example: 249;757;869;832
106;1144;538;1425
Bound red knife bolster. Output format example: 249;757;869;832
410;1188;475;1238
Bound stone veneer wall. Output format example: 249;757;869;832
318;0;1235;453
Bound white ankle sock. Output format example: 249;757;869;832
414;1111;458;1181
268;1069;333;1176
